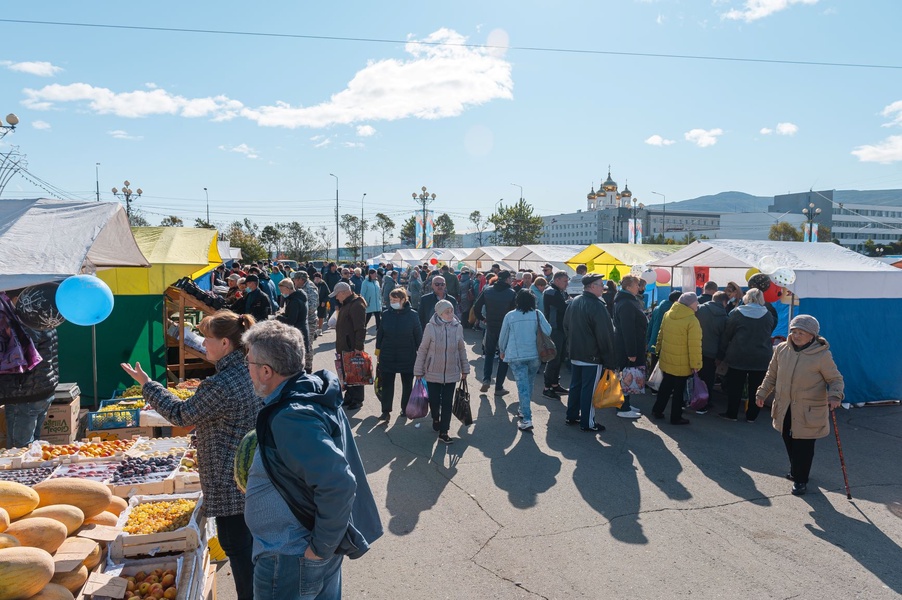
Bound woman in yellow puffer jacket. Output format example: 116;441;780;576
653;292;702;424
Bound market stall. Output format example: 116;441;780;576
387;248;432;267
461;246;517;271
502;245;584;274
565;243;684;279
648;239;902;405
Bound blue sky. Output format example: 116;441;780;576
2;1;901;246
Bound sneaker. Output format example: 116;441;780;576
616;410;641;419
581;423;605;433
494;388;509;396
542;388;560;400
480;381;491;393
791;482;807;496
518;420;534;431
438;433;454;445
551;385;569;395
564;418;579;426
695;407;709;415
516;408;524;419
718;412;738;422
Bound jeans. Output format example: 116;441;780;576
653;372;688;423
567;364;601;429
724;368;767;421
216;514;255;600
253;552;343;600
5;396;53;448
782;408;817;484
427;381;456;434
380;372;413;414
542;330;565;388
482;328;509;388
509;359;540;422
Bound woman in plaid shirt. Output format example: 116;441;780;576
122;311;262;600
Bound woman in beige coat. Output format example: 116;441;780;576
414;299;470;444
756;315;844;496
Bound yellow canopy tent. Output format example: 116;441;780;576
566;244;684;278
98;227;222;295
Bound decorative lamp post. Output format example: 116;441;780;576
412;186;436;249
1;113;19;139
330;174;339;262
0;114;23;197
112;180;142;221
802;201;822;242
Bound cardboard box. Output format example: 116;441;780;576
85;426;154;441
41;398;80;444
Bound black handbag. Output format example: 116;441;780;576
452;380;473;426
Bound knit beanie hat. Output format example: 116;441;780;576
435;299;454;315
678;292;698;306
790;315;820;336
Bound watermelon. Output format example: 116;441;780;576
233;429;257;494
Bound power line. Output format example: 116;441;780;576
2;18;900;71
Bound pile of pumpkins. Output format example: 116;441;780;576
0;478;126;600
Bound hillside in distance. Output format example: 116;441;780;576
644;189;902;213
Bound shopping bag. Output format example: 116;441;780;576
646;362;663;392
327;308;339;329
592;368;625;409
333;352;346;386
535;313;556;363
620;366;646;396
406;377;429;419
687;372;709;411
342;350;374;386
452;380;473;425
468;306;478;326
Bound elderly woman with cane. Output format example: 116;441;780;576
755;315;844;496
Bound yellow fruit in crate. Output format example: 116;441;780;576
123;499;197;535
0;546;55;600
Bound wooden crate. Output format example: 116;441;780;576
110;492;204;559
107;475;175;499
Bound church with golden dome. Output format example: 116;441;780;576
586;167;636;211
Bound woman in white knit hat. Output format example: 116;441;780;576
755;315;844;496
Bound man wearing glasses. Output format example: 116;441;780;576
563;273;616;432
418;275;459;330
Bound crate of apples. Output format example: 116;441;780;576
122;568;178;600
40;443;80;461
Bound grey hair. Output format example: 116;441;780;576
743;288;765;306
241;320;305;376
279;278;295;291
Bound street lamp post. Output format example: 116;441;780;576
95;163;101;202
412;186;436;249
651;191;665;241
203;187;210;224
360;192;367;262
112;180;143;221
0;113;23;198
330;174;339;262
0;113;17;139
801;201;822;242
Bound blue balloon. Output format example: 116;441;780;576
56;275;115;326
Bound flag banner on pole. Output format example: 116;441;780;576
415;210;435;249
628;219;642;244
804;222;819;242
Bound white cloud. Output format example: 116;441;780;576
31;120;51;130
852;135;902;164
108;130;143;141
722;0;819;22
760;122;798;136
880;100;902;128
760;127;773;135
24;83;245;120
684;128;723;147
645;134;675;146
356;125;376;137
3;60;63;77
218;143;259;159
343;142;365;148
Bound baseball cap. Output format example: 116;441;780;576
329;281;352;297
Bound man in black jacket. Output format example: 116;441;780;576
695;291;729;414
612;276;647;419
417;276;458;330
276;279;312;373
473;270;516;394
239;275;272;323
563;274;616;432
323;263;342;317
542;271;570;399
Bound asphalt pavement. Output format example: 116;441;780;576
216;322;902;599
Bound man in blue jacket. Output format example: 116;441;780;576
243;320;383;600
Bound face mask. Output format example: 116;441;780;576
390;302;402;310
441;314;454;323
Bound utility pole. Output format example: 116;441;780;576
204;187;210;224
360;192;366;261
330;174;339;262
95;163;100;201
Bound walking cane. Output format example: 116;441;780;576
831;408;852;500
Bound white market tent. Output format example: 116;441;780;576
649;240;902;405
388;248;432;267
503;245;584;274
428;248;476;267
0;199;150;290
462;246;517;271
216;241;242;263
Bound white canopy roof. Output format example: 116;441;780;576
429;248;476;264
0;199;150;290
388;248;432;267
461;246;518;270
217;241;243;261
648;240;902;299
503;245;584;273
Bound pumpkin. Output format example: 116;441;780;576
20;505;84;536
0;481;41;520
4;518;68;554
49;565;88;594
0;533;19;549
82;511;117;527
106;496;128;516
0;546;55;600
23;583;75;600
32;479;112;519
